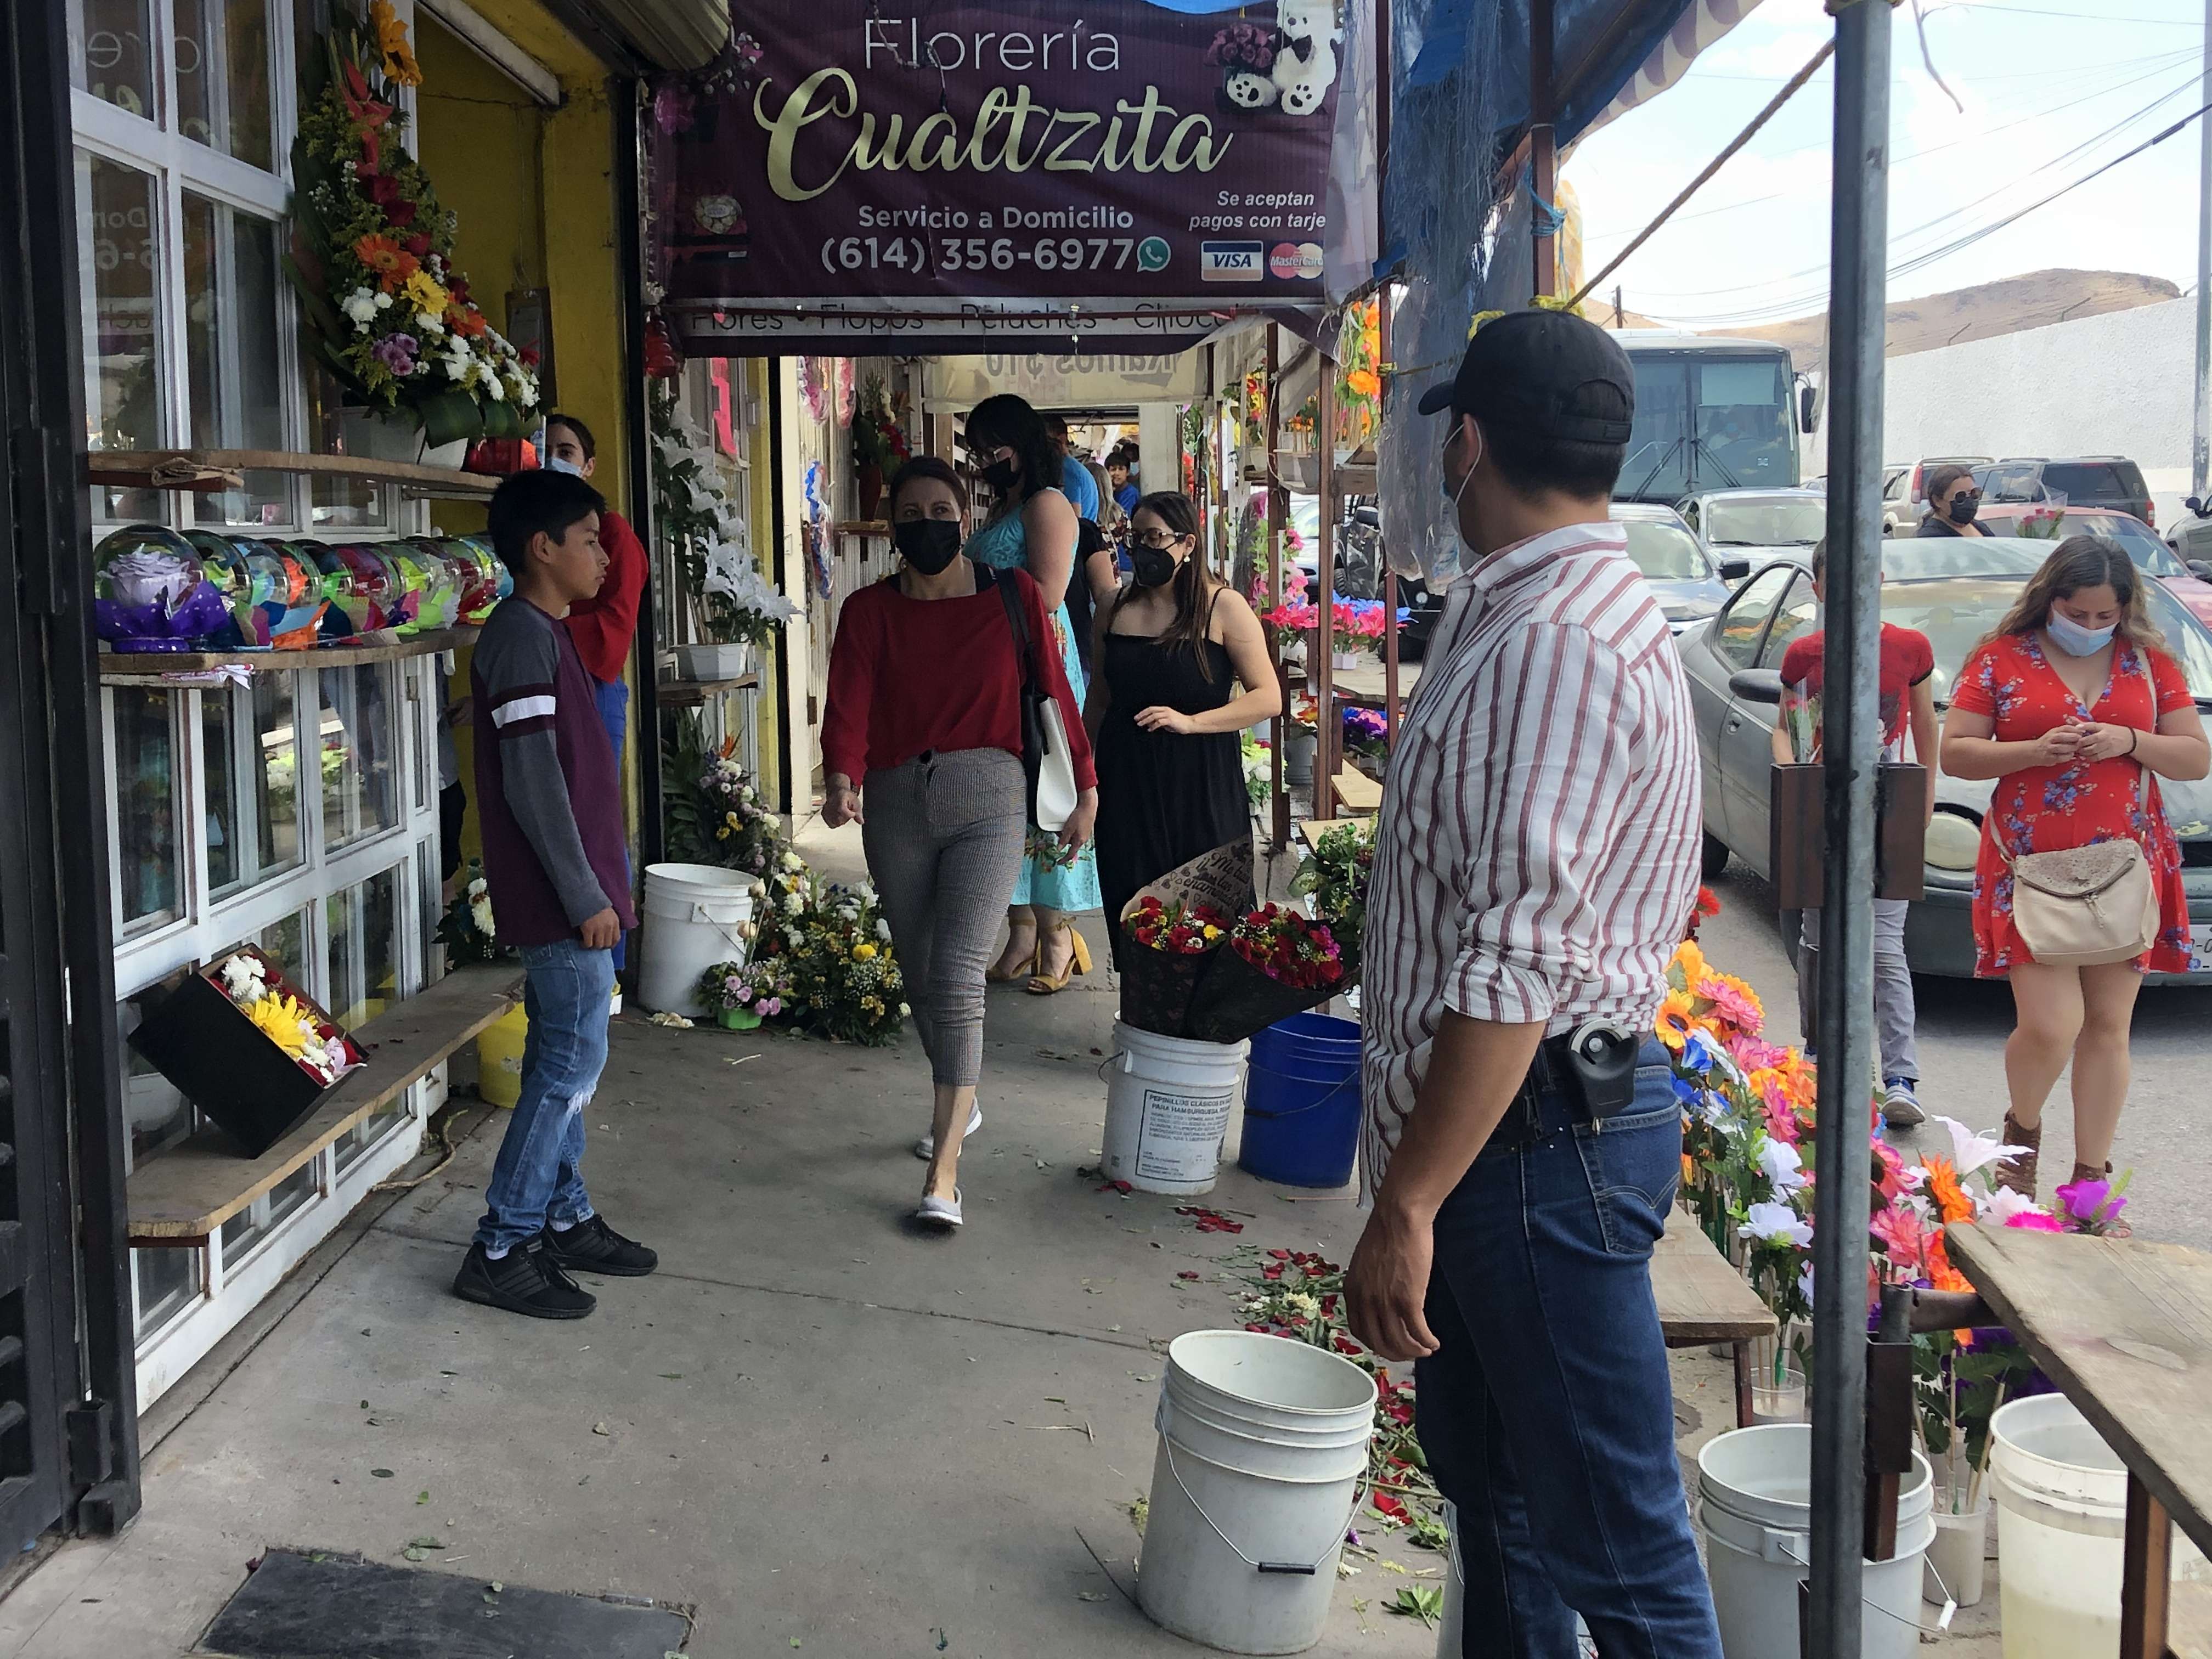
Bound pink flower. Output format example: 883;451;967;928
1697;975;1763;1035
2006;1211;2067;1233
1728;1034;1791;1073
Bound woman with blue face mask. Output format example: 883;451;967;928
1942;535;2211;1227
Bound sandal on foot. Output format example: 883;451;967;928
1997;1111;2041;1200
1027;926;1092;995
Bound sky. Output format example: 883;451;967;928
1563;0;2208;328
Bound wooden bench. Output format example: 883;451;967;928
1331;767;1384;815
127;964;522;1246
1949;1223;2212;1659
1656;1219;1778;1428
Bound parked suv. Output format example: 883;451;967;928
1974;456;2156;528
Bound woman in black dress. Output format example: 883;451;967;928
1086;493;1281;961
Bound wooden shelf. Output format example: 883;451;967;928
127;963;523;1244
654;674;759;706
1331;767;1384;815
98;628;471;682
833;521;891;536
89;448;499;501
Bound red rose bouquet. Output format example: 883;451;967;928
1118;894;1232;1037
1186;904;1347;1043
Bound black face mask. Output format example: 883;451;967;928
980;458;1020;494
895;518;963;575
1948;495;1979;526
1130;544;1181;589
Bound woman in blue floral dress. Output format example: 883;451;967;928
1942;536;2210;1217
963;394;1103;993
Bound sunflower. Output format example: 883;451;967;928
247;992;313;1057
1654;990;1700;1051
370;0;422;87
1669;939;1708;996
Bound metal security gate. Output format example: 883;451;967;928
0;1;143;1549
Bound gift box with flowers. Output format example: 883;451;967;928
128;946;365;1158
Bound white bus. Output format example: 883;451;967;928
1613;331;1812;504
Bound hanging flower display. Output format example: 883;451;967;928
286;2;539;447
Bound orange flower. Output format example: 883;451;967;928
354;232;419;291
447;303;488;338
1344;368;1380;400
1922;1156;1974;1226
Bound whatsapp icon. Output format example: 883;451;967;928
1137;237;1170;273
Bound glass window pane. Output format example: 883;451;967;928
257;908;308;985
265;1160;319;1227
328;865;401;1031
202;691;239;894
183;194;290;528
133;1248;201;1339
112;687;180;931
255;672;302;875
121;980;197;1165
335;1098;411;1176
76;151;165;523
1713;568;1793;672
69;0;157;122
306;364;392;530
321;663;399;849
173;0;273;170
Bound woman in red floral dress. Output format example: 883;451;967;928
1942;537;2209;1217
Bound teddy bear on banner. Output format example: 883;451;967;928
1205;3;1339;119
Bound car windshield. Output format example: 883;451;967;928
1881;538;2047;581
1704;497;1826;546
1883;574;2212;707
1975;511;2184;578
1618;519;1708;580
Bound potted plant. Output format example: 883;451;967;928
285;1;540;461
851;375;907;523
697;960;781;1030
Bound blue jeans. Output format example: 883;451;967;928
1419;1046;1723;1659
591;676;633;972
475;939;613;1254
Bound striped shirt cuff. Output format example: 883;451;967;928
1443;951;1556;1028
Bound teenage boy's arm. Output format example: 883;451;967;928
481;620;620;947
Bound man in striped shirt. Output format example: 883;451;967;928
1344;311;1718;1656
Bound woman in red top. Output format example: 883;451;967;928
820;457;1098;1231
1943;536;2209;1215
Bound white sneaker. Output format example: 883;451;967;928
914;1104;983;1160
915;1188;963;1228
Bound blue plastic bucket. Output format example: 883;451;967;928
1239;1012;1363;1189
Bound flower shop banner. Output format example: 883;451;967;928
651;3;1361;353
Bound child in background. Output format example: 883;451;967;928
1770;540;1938;1127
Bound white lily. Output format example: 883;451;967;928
1756;1139;1808;1195
1931;1115;2032;1182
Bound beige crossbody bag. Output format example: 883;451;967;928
1993;736;2160;969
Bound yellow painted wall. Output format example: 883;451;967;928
742;358;784;803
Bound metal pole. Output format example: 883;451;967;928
1809;3;1892;1654
2194;0;2211;501
1531;0;1557;297
1267;328;1290;852
1317;366;1338;818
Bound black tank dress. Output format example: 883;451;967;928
1094;614;1254;963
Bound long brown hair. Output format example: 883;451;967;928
1988;533;2168;656
1111;491;1221;680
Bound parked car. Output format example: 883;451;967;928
1972;506;2212;630
2167;495;2212;569
1674;487;1827;558
1881;456;1992;534
1677;537;2212;983
1974;456;2156;529
1611;501;1738;635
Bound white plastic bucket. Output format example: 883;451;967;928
1103;1020;1249;1195
1990;1393;2209;1657
638;863;760;1017
1698;1425;1935;1659
1139;1330;1377;1655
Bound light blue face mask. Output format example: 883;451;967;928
2046;611;2117;657
541;454;584;478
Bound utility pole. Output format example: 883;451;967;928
2194;0;2211;501
1613;285;1624;328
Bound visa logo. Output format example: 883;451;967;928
1200;241;1265;281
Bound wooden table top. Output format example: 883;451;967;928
1653;1218;1776;1348
1948;1222;2212;1560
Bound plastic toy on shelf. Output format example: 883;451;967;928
447;533;509;624
311;542;405;639
391;538;466;635
93;524;232;652
185;532;329;650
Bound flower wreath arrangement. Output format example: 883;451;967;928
748;868;909;1045
213;947;362;1087
286;1;540;446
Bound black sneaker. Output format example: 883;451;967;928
542;1214;658;1278
453;1239;596;1320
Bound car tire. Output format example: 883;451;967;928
1700;832;1730;880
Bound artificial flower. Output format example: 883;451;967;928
2005;1210;2067;1233
2056;1176;2128;1233
247;993;314;1057
1757;1138;1808;1195
1654;990;1701;1051
1930;1114;2033;1183
1697;972;1764;1035
1978;1185;2041;1225
1740;1201;1813;1249
369;0;422;86
1920;1156;1974;1226
1870;1204;1929;1275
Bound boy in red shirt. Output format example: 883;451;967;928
1770;540;1937;1125
542;413;646;969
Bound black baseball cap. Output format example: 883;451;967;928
1416;309;1635;444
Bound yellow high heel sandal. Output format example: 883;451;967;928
985;935;1039;984
1026;926;1092;995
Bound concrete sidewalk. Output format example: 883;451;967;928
2;826;1453;1657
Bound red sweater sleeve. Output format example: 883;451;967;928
1020;572;1097;791
565;509;647;684
821;588;881;784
